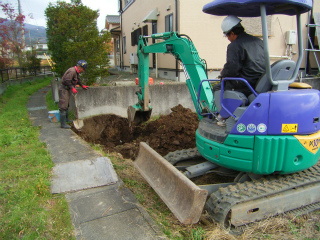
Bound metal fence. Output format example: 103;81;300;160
0;66;53;83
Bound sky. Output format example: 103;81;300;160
2;0;119;31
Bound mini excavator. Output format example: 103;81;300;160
128;0;320;226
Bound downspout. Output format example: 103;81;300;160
120;8;123;69
175;0;179;81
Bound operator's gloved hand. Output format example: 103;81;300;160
82;85;89;90
72;87;78;94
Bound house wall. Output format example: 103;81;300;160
120;0;176;72
119;0;319;80
179;1;310;68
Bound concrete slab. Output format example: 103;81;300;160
40;126;101;163
79;209;160;240
51;157;118;193
67;183;137;225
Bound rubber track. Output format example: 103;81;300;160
164;149;320;225
164;148;201;165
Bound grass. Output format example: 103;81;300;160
0;77;74;239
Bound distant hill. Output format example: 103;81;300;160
24;23;47;45
0;19;47;46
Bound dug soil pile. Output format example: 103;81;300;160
73;104;199;159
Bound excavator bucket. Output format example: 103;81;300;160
134;142;208;224
127;105;152;126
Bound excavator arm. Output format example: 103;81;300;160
128;32;215;125
127;32;217;224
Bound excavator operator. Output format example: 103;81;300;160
214;15;266;125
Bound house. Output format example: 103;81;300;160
24;38;50;60
113;0;320;80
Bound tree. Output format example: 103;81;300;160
0;1;26;68
22;49;41;75
45;0;111;84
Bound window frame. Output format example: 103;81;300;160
165;13;173;32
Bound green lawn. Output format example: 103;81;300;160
0;77;74;239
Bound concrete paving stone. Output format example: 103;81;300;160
67;183;137;225
40;128;101;163
27;106;48;111
51;157;118;193
65;181;162;238
78;209;163;240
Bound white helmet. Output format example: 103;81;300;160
221;15;242;35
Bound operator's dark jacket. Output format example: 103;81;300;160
58;67;84;111
221;32;266;96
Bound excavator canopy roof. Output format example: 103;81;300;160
203;0;312;17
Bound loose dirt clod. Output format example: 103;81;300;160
73;104;199;159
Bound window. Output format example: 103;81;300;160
143;25;148;36
143;25;148;43
123;36;126;54
131;28;141;46
116;39;120;53
165;13;173;32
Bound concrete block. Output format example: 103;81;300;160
67;184;137;225
72;84;196;119
79;209;159;240
51;78;60;102
51;157;118;193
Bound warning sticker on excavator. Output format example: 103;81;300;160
282;124;298;133
295;130;320;154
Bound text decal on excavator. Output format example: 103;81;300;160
282;124;298;133
295;130;320;154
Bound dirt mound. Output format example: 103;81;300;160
73;104;199;159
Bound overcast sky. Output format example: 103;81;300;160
1;0;119;31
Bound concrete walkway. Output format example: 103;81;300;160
27;86;165;240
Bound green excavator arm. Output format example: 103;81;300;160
127;32;215;125
127;32;217;224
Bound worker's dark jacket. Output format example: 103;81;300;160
58;67;83;111
221;32;265;96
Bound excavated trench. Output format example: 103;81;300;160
72;104;199;159
72;104;234;186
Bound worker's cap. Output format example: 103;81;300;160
221;15;242;35
77;60;87;69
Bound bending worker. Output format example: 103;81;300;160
59;60;89;129
215;15;266;125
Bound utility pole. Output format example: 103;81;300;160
17;0;26;46
16;0;25;68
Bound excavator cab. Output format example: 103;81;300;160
213;59;296;129
130;0;320;227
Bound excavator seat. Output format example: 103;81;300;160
248;59;296;102
214;60;296;120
